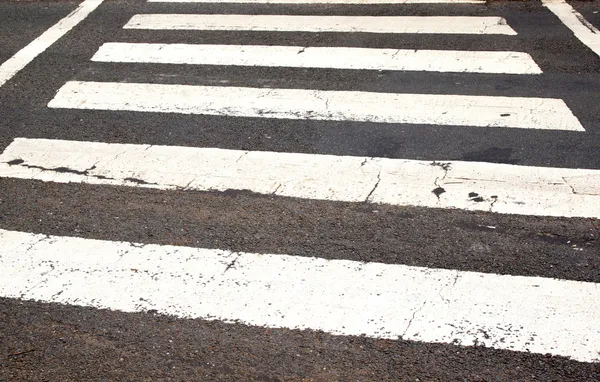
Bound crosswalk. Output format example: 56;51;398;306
124;14;519;34
1;0;599;369
92;43;543;74
2;228;599;362
48;81;583;130
1;138;599;217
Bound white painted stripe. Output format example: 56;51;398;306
543;0;600;58
0;0;104;89
92;43;542;75
149;0;485;3
47;81;583;131
124;14;517;35
1;138;599;218
1;228;599;362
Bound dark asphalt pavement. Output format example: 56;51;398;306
0;1;78;64
1;1;600;168
570;0;600;30
2;297;599;381
0;0;599;380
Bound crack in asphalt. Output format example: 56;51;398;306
257;89;276;99
390;48;402;59
438;271;460;304
21;234;51;254
364;170;382;203
271;183;282;195
402;300;427;339
175;178;196;191
562;177;579;195
403;272;461;339
312;92;330;113
223;253;242;274
18;235;55;298
236;151;249;163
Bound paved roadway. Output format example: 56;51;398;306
570;1;600;30
0;0;599;380
0;1;78;64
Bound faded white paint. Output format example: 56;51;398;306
92;43;542;75
543;0;600;57
149;0;485;3
47;81;583;131
0;0;104;88
1;228;599;362
124;14;518;35
1;138;599;218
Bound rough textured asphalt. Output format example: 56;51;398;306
1;1;600;168
0;178;598;283
569;1;600;31
2;297;600;381
0;1;78;64
0;0;599;380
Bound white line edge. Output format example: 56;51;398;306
542;0;600;58
0;0;104;88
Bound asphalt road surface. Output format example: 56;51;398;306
0;0;599;380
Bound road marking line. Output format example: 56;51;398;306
1;138;599;218
1;228;599;362
47;81;582;131
124;14;517;35
0;0;104;89
92;43;542;75
543;0;600;58
149;0;486;3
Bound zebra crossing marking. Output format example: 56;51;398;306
1;0;599;369
92;43;543;74
124;14;518;35
1;138;599;218
1;228;598;363
47;81;583;131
